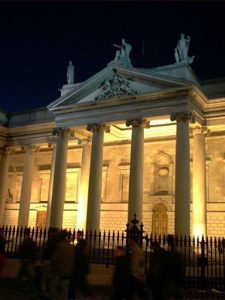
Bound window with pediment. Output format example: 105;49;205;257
101;166;108;202
66;168;80;202
7;168;23;203
38;170;50;202
152;152;173;195
119;163;130;202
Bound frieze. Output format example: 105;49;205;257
96;71;137;100
62;87;189;115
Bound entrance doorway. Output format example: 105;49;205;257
152;203;168;236
36;211;47;228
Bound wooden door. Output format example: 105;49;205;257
36;211;47;228
152;203;168;236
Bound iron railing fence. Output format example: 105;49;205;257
1;225;225;290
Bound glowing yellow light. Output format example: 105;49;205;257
193;189;206;238
77;189;86;231
193;224;205;239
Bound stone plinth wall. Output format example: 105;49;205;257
63;210;77;229
207;212;225;237
100;209;127;232
3;202;225;238
3;210;18;226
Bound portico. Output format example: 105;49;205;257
1;37;225;237
0;106;218;237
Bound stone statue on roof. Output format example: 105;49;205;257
67;60;74;85
175;33;195;64
113;38;132;67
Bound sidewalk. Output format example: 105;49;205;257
0;259;224;299
0;279;224;300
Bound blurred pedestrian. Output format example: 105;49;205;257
69;231;92;300
40;228;60;298
49;230;75;300
148;237;184;300
111;246;132;300
0;228;6;273
165;235;184;299
130;238;147;300
18;228;38;295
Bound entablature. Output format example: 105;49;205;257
5;121;56;147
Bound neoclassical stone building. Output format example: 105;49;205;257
1;38;225;237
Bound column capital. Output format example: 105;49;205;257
126;118;150;128
0;147;12;161
87;123;110;133
78;136;92;145
190;125;210;136
48;143;56;150
170;112;195;123
24;144;40;152
52;127;70;137
0;147;13;156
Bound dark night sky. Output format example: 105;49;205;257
0;2;225;113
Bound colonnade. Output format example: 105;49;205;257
0;112;209;236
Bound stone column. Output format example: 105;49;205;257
126;118;150;223
50;128;69;228
0;148;11;225
86;124;109;231
170;112;194;236
77;140;91;231
192;126;209;237
46;144;56;228
18;145;37;226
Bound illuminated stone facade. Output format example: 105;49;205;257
1;62;225;237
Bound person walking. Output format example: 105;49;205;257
69;232;92;300
49;230;75;300
130;238;147;300
0;228;6;273
17;229;38;296
111;246;132;300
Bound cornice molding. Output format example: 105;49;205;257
51;86;190;115
117;69;179;90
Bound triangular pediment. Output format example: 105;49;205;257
48;63;191;110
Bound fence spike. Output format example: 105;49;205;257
214;236;217;248
210;236;213;248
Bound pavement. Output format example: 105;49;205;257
0;259;225;299
0;280;224;300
